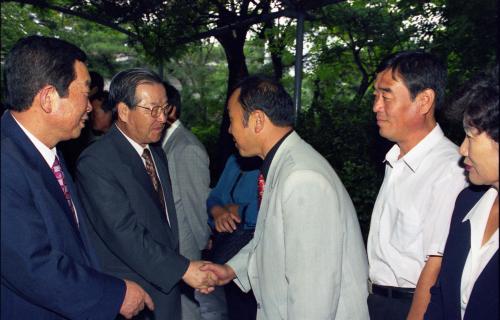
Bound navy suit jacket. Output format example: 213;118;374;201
76;125;190;320
425;186;499;320
1;112;125;319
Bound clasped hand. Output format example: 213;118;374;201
212;204;241;233
182;260;219;292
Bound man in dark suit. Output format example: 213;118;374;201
1;36;153;319
76;68;215;320
161;83;228;320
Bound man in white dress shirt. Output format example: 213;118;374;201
367;50;468;319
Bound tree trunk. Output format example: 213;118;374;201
211;29;250;185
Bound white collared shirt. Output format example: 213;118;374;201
460;187;499;318
12;113;79;224
161;119;180;148
115;124;170;226
12;114;57;167
368;124;468;287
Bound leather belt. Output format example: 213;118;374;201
370;284;415;299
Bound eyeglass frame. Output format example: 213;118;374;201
134;103;173;118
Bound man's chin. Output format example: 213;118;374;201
71;127;84;139
150;133;163;143
237;148;253;158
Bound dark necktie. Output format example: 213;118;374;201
142;148;166;214
257;172;265;208
51;157;79;228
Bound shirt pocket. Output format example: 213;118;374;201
389;206;423;254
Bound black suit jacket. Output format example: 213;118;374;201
1;112;125;319
425;186;499;320
76;125;190;320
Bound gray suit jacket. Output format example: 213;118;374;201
162;122;211;256
228;132;369;320
76;125;190;320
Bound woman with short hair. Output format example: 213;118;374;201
425;68;498;319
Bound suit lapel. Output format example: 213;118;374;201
468;252;499;304
1;113;86;249
152;146;179;244
109;127;178;244
109;127;153;193
252;132;300;248
451;219;472;310
58;152;96;265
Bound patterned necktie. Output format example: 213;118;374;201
142;148;166;213
257;172;265;208
51;157;79;228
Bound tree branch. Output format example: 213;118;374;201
5;0;136;38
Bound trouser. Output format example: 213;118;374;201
224;282;257;320
367;288;413;320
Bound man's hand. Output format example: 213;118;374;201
211;204;241;233
182;260;217;290
119;279;154;319
198;263;236;294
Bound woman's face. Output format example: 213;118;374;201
460;126;499;189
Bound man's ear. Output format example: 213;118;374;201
416;89;435;115
253;110;266;134
38;85;57;113
117;102;130;122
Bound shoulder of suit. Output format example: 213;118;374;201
170;127;206;151
79;129;120;160
454;186;488;217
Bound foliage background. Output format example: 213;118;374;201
1;0;497;239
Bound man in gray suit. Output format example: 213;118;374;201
161;83;227;319
76;68;215;320
201;75;369;319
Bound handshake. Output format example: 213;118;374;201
183;260;237;294
118;260;236;318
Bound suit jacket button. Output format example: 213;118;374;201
256;302;261;309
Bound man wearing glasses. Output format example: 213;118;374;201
76;68;215;320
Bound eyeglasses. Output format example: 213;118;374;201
135;104;172;118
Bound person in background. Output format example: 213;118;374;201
87;90;113;139
425;67;498;320
75;68;215;320
59;71;112;179
207;154;261;320
1;35;152;320
367;50;468;320
161;82;228;320
201;75;369;320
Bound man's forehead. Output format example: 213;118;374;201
228;89;241;108
376;69;403;88
74;60;91;87
133;83;166;107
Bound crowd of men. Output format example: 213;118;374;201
1;34;497;320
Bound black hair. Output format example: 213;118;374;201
89;71;104;99
94;90;112;114
163;82;181;118
451;66;498;142
108;68;163;110
376;50;447;112
232;75;295;127
3;35;87;112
